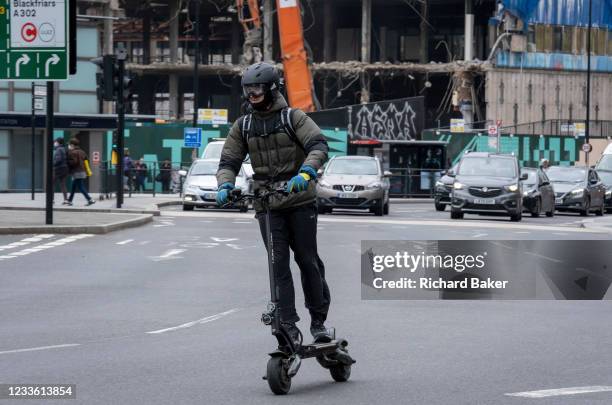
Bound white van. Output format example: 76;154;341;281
595;143;612;171
201;140;254;180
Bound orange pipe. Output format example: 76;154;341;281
275;0;315;112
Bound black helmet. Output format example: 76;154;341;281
241;62;281;110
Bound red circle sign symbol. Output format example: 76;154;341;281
21;23;37;42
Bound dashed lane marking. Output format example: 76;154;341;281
0;344;81;356
0;234;55;251
505;386;612;398
146;308;241;335
0;235;93;262
116;239;134;245
472;233;488;238
149;249;186;262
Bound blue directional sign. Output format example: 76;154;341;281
183;127;202;148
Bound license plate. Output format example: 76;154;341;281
555;198;563;204
338;192;358;199
473;198;495;205
204;193;217;200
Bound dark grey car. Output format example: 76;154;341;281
521;167;555;217
548;166;606;216
450;152;526;222
434;164;457;211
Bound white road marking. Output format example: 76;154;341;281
146;308;241;334
232;221;252;224
524;251;564;263
211;237;238;242
150;249;186;261
116;239;134;245
472;233;488;238
139;241;151;245
505;386;612;398
0;235;93;262
0;343;81;355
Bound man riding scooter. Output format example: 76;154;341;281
216;62;332;348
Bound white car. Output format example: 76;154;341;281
202;140;254;179
180;159;251;212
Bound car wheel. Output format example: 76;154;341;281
374;200;384;216
450;209;463;220
596;203;604;216
383;202;390;215
183;204;194;211
545;209;554;217
530;198;541;217
510;212;522;222
580;198;590;216
318;205;328;215
434;202;446;211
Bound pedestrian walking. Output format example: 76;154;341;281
158;159;172;193
123;149;134;191
53;137;69;204
66;138;95;206
134;158;148;193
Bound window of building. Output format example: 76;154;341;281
527;24;536;51
553;26;562;52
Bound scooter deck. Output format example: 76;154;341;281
298;340;341;359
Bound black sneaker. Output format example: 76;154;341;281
86;199;96;206
310;319;332;343
281;322;302;350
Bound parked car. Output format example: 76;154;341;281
316;156;391;216
596;169;612;213
434;164;457;211
180;159;251;212
202;140;254;179
547;166;606;216
450;152;526;222
520;167;555;217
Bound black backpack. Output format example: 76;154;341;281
239;107;305;152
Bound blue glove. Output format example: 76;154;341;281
216;182;235;206
286;165;317;193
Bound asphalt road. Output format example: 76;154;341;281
0;204;611;404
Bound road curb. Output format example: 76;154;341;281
0;205;161;217
0;214;153;235
156;201;183;208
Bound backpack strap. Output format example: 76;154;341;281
281;107;305;152
238;113;253;149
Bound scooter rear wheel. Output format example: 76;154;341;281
330;363;351;382
267;356;292;395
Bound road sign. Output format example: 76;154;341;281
582;143;592;153
450;119;465;133
496;119;503;127
488;125;499;136
197;108;228;125
92;151;100;165
184;128;202;148
34;85;47;96
34;97;44;110
0;0;70;80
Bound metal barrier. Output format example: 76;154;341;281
387;168;443;198
96;161;189;199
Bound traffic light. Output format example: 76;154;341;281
91;55;116;101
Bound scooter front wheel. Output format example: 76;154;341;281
329;363;351;382
266;356;292;395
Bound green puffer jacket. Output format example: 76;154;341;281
217;95;328;211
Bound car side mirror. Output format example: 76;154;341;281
383;170;392;177
520;173;529;181
178;170;187;177
447;170;455;177
540;181;550;186
317;168;324;176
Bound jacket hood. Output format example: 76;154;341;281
251;93;289;118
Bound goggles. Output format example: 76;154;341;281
243;83;267;98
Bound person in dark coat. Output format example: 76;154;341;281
159;159;172;193
67;138;95;206
53;137;69;204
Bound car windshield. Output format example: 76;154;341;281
327;159;379;175
458;157;516;178
521;169;537;186
596;155;612;171
190;161;218;176
203;143;224;159
547;167;586;183
597;170;612;186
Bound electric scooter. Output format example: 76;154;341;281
228;186;355;395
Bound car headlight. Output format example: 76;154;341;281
606;190;611;197
318;180;332;188
435;180;444;187
505;184;519;192
366;181;383;190
453;182;464;190
569;188;584;198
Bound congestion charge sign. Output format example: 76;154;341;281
0;0;69;80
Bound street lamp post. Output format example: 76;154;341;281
192;0;201;160
585;0;592;165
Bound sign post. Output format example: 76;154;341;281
488;125;500;153
184;128;203;149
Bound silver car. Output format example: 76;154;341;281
316;156;390;216
181;159;251;212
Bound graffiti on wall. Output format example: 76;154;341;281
348;97;424;140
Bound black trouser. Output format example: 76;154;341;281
256;203;330;325
68;178;91;202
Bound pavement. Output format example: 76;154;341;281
0;193;180;235
0;206;611;404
